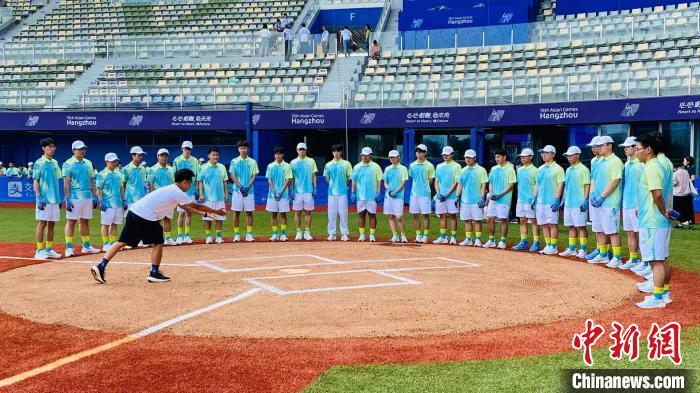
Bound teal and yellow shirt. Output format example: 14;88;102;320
591;153;624;209
383;164;409;199
516;164;538;203
622;157;643;210
148;164;175;190
563;162;591;208
198;162;228;202
352;161;383;201
435;161;462;200
265;161;293;199
489;162;517;206
536;162;565;205
408;160;435;198
174;155;200;196
459;164;488;204
96;168;124;208
638;154;673;229
5;167;21;177
323;159;352;196
33;156;62;204
229;156;259;192
122;162;148;204
290;156;318;194
62;157;95;200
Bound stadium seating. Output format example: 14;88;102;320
0;59;91;108
5;0;44;21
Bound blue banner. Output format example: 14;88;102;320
0;176;65;202
311;8;383;31
557;0;687;16
399;0;534;31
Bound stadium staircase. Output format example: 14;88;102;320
316;54;364;108
51;57;105;108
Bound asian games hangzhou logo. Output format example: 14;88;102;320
25;115;39;127
620;103;640;117
411;18;423;29
128;114;144;126
499;13;513;23
487;109;505;122
252;114;261;126
360;112;376;125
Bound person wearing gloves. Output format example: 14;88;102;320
408;144;435;243
290;142;318;240
456;149;488;247
432;146;461;245
512;148;540;252
383;150;409;243
148;148;177;245
173;141;200;244
559;146;591;258
484;150;516;249
533;145;565;255
33;138;62;260
62;140;100;257
351;147;383;242
96;153;126;252
619;136;644;269
265;146;293;242
229;140;259;242
198;148;229;244
323;144;352;241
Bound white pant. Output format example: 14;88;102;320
460;203;483;221
536;203;559;225
293;192;314;211
409;196;431;215
65;199;93;220
266;198;290;213
327;195;349;236
383;198;404;217
515;202;536;219
435;199;459;215
203;201;227;221
36;203;60;222
357;200;377;214
563;207;587;227
486;203;509;219
639;227;671;262
590;204;600;232
100;207;124;225
623;208;639;232
232;192;255;212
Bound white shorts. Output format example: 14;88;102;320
460;203;484;221
409;196;431;215
203;201;227;221
357;200;377;214
100;207;124;225
590;204;601;232
486;203;509;219
232;192;255;212
639;227;671;262
266;198;290;213
383;198;404;217
292;192;314;211
36;203;60;222
595;207;620;235
177;194;196;213
563;207;587;227
65;199;93;220
536;203;559;225
435;199;459;215
623;208;639;232
515;202;536;219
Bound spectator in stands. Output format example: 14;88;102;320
364;25;372;53
283;24;294;60
673;162;694;229
0;161;5;176
258;24;272;56
370;40;381;60
281;14;289;28
5;162;22;178
341;26;352;56
298;22;311;55
27;162;34;179
274;18;284;32
321;25;329;55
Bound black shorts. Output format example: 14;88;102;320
118;211;164;247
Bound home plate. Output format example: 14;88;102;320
279;268;312;274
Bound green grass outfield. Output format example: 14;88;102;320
1;206;699;392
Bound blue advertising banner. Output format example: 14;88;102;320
0;176;65;203
557;0;687;16
399;0;534;31
310;8;383;31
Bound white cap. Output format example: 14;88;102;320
415;144;428;152
361;147;373;156
388;150;400;158
586;136;602;147
181;141;193;149
518;148;534;157
296;142;307;150
619;136;637;147
140;162;147;167
597;135;614;145
0;161;3;165
130;146;146;155
464;149;477;158
538;145;556;154
157;148;170;156
563;146;582;156
441;146;454;156
199;157;205;162
104;152;119;162
71;140;87;150
28;161;33;166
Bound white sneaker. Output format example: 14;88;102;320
245;234;255;242
270;234;280;241
233;234;241;242
589;254;610;264
449;236;457;245
215;236;224;244
34;250;48;260
606;257;622;268
620;259;640;270
636;296;666;309
643;293;672;304
358;234;367;242
123;245;132;250
644;272;654;281
327;235;336;241
137;241;146;248
433;236;448;244
631;262;648;273
539;245;551;254
635;266;652;277
497;241;507;249
295;232;303;241
175;237;183;245
369;234;376;242
102;243;111;252
205;235;213;244
303;231;313;241
459;239;473;247
482;239;496;248
474;239;482;247
163;238;177;246
400;234;408;243
543;246;558;255
420;236;429;244
389;235;399;243
576;249;587;259
637;280;654;293
183;236;193;244
559;248;577;257
46;250;62;259
341;235;349;241
414;235;422;244
280;234;289;242
82;245;101;254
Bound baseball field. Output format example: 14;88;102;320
1;206;699;392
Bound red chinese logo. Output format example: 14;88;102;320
609;322;641;361
572;319;605;366
647;322;682;365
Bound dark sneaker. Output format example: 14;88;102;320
147;271;171;283
91;265;106;284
